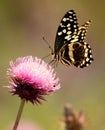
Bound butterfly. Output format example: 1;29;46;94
51;10;94;68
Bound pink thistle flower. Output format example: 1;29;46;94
6;56;60;104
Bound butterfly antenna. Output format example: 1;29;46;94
42;54;51;60
43;37;54;55
42;37;58;68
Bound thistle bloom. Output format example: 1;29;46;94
6;56;60;104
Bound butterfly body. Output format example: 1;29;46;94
53;10;93;68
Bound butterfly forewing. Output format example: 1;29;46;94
54;10;78;55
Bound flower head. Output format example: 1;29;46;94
6;56;60;104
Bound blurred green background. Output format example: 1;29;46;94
0;0;105;130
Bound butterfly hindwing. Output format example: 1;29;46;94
77;20;92;42
70;42;93;68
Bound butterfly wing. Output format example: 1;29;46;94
72;20;94;68
59;19;94;68
77;20;92;42
71;42;93;68
54;10;78;55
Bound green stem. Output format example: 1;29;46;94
13;99;25;130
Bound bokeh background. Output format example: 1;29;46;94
0;0;105;130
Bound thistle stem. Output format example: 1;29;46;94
13;99;25;130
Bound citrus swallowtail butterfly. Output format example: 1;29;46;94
52;10;93;68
